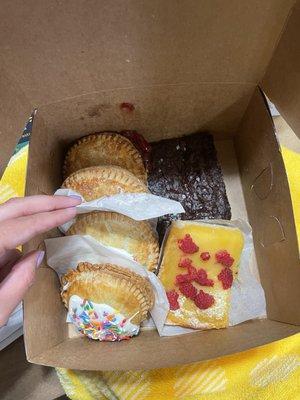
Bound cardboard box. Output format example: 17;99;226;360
0;1;299;370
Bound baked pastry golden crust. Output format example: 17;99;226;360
62;165;148;201
67;212;159;271
63;132;147;182
61;262;154;325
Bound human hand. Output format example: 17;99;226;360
0;195;81;327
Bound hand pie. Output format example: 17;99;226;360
159;221;244;329
62;165;148;201
68;212;159;271
61;262;154;341
63;132;147;182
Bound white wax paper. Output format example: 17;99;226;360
45;235;169;335
55;188;184;233
158;219;267;336
45;219;266;337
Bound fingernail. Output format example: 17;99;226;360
69;195;82;202
36;251;45;268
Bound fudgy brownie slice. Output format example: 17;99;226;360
148;133;231;241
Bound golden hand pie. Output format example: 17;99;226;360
61;262;154;325
68;212;159;271
159;221;244;329
62;165;148;201
63;132;147;182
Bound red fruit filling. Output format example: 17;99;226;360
178;234;199;254
119;130;152;170
166;290;180;310
215;250;234;268
200;251;210;261
218;268;233;289
194;269;214;287
120;102;135;112
178;282;197;300
178;257;193;268
194;290;215;309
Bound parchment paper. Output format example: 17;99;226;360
55;188;184;233
45;235;169;335
45;219;266;337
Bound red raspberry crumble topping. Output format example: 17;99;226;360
166;290;180;310
187;265;197;279
194;290;215;309
178;257;193;268
215;250;234;268
218;268;233;289
178;234;199;254
175;274;192;284
200;252;210;261
194;269;214;287
179;282;197;300
176;264;214;287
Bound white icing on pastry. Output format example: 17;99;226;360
68;295;139;341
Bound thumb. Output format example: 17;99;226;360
0;250;44;327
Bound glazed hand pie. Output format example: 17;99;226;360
62;165;148;201
61;262;154;341
68;212;159;271
63;132;147;182
159;221;244;329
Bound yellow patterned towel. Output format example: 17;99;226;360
0;144;28;202
56;334;300;400
0;138;299;400
281;147;300;245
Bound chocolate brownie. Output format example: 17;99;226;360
148;133;231;241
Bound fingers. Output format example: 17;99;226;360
0;248;22;268
0;207;77;253
0;249;22;282
0;195;81;223
0;250;44;327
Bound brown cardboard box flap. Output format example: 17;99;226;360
262;2;300;137
38;83;255;141
0;0;295;172
236;88;300;325
0;0;293;101
27;319;300;371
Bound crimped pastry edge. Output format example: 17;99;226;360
61;262;154;323
62;165;148;196
68;212;159;271
63;132;147;182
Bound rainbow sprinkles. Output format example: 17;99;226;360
68;295;140;341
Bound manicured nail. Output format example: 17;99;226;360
69;195;82;202
36;251;45;268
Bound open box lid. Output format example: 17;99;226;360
0;0;300;174
262;1;300;138
1;0;300;370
